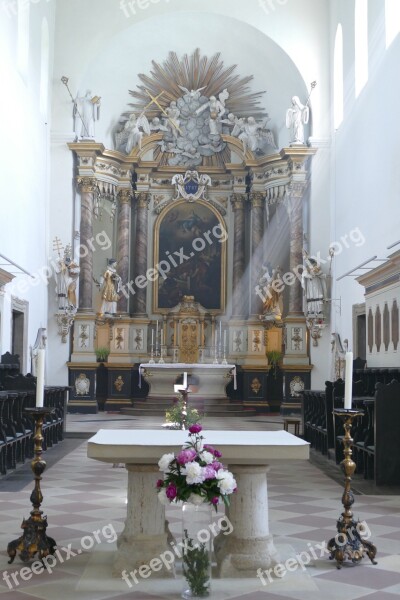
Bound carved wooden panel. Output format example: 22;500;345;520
392;299;399;351
367;308;374;353
375;306;382;352
383;303;390;351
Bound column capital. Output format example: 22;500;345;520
230;193;246;211
77;176;97;193
249;191;265;208
117;188;132;204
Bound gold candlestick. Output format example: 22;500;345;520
327;409;377;569
7;408;57;563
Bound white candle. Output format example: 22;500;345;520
183;372;187;389
35;348;45;407
344;351;353;409
224;330;227;350
219;321;222;341
161;330;163;346
156;320;159;342
151;329;154;348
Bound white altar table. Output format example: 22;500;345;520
139;362;236;398
87;429;309;578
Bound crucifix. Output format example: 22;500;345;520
143;88;182;135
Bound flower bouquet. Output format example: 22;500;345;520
156;424;237;598
156;423;237;509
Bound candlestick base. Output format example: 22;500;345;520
7;408;57;564
327;409;377;569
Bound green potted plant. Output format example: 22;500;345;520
266;350;283;378
95;347;110;363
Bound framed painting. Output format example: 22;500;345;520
153;200;226;311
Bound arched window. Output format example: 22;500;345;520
40;18;50;118
334;24;344;129
17;0;30;76
355;0;368;97
385;0;400;48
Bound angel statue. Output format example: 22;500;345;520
286;96;310;145
195;89;229;135
124;112;151;153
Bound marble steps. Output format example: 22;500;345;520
122;399;256;417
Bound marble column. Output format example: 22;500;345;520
113;464;174;577
231;193;246;318
215;465;279;577
77;177;96;312
250;192;265;316
287;185;305;315
133;192;150;316
116;189;131;314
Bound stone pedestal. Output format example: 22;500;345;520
113;464;174;578
215;465;279;577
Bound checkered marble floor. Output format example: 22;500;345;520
0;414;399;600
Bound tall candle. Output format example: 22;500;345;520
156;320;159;343
35;348;45;407
161;330;163;346
219;321;222;345
224;330;227;350
344;352;353;409
151;329;154;348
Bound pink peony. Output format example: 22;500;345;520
166;483;177;500
211;497;219;505
156;479;164;489
202;465;216;480
176;448;197;465
214;449;222;458
203;444;215;454
211;461;223;471
189;424;202;434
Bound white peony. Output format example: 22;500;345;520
216;469;237;495
201;451;214;464
188;493;205;505
158;453;175;472
157;489;171;506
182;461;205;484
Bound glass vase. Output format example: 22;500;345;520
181;502;212;599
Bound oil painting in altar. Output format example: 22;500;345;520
155;202;224;310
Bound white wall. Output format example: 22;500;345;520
330;0;400;367
0;0;55;373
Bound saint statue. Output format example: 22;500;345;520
301;250;327;316
285;95;309;145
260;266;283;321
99;259;122;315
73;90;101;139
124;112;151;153
55;245;80;311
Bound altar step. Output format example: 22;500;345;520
122;398;256;417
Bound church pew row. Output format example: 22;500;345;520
301;379;400;485
0;386;68;476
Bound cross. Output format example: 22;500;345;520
53;237;64;257
144;88;182;135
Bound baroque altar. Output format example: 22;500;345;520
66;50;317;412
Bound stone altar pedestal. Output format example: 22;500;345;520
87;429;309;578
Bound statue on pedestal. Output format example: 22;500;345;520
73;90;101;139
99;259;122;316
259;266;284;324
285;95;310;145
55;244;80;312
301;250;327;316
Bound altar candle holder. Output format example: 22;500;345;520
7;408;57;564
221;344;228;365
327;409;377;569
149;343;155;364
158;345;166;364
213;344;219;364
